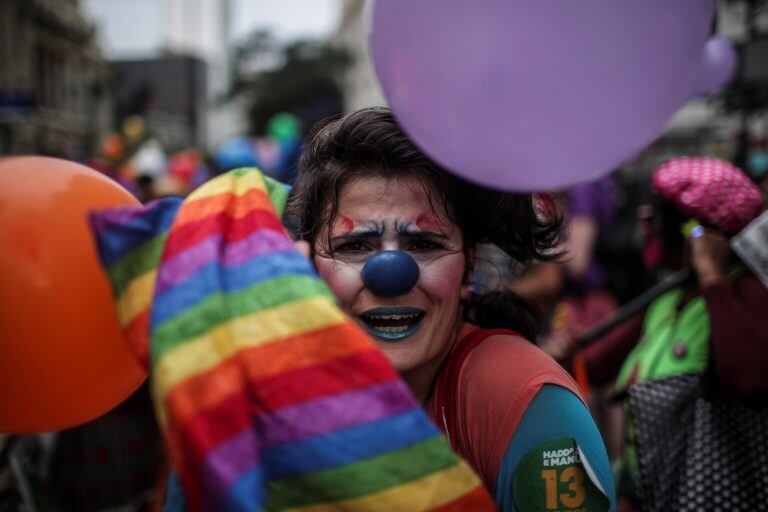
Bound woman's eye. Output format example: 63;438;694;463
334;241;372;253
408;239;443;252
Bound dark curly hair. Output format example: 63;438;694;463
288;107;562;339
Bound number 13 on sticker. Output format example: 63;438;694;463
541;467;586;510
512;437;610;512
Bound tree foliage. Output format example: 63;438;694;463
230;30;351;136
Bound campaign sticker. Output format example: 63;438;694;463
512;437;609;512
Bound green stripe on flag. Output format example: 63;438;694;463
107;233;168;295
151;274;334;362
265;435;458;510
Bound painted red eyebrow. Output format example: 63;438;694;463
416;213;441;232
335;216;355;235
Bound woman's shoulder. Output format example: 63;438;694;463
447;326;588;491
464;329;576;379
459;328;583;402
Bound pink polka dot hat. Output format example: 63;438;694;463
652;157;765;234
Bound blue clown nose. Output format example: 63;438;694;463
362;250;420;296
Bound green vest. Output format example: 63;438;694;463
616;288;710;391
615;267;744;497
615;287;710;496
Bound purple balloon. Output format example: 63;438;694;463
695;36;739;96
370;0;715;191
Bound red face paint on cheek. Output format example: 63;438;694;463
416;213;440;232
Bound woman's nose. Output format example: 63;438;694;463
362;250;420;296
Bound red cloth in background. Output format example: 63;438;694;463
703;274;768;396
581;312;644;386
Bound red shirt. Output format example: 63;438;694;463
426;324;585;489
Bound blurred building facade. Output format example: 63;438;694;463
0;0;111;156
84;0;244;152
111;56;206;152
626;1;768;181
166;0;243;150
665;2;768;133
335;0;385;111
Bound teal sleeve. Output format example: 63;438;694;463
493;384;616;512
163;471;186;511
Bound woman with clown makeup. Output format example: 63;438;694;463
288;108;616;511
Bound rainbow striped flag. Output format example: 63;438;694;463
91;168;495;511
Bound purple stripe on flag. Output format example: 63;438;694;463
222;229;294;266
199;380;417;494
260;380;416;446
155;228;295;294
88;204;148;234
201;428;261;508
155;233;221;294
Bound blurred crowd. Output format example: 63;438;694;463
77;111;304;205
2;104;768;510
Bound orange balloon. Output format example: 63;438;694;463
0;157;146;433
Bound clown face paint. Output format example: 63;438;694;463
337;216;355;235
416;213;441;232
314;176;468;389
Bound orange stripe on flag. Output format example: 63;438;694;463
163;322;374;424
173;187;273;227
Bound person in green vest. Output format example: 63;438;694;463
609;157;768;509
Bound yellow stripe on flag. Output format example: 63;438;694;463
116;270;156;326
152;296;347;404
186;169;266;202
287;462;485;512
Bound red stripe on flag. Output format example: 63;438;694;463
163;208;284;260
123;308;151;369
168;348;395;464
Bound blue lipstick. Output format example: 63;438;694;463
358;306;425;341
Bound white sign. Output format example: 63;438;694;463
731;209;768;290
